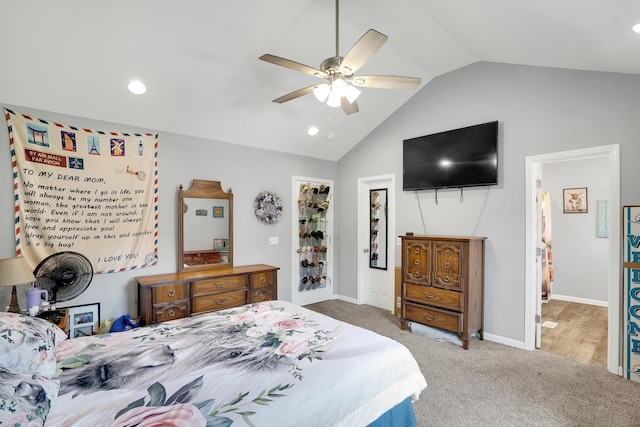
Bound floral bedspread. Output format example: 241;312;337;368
48;300;426;427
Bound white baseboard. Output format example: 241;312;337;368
335;294;358;304
483;333;526;350
550;294;608;307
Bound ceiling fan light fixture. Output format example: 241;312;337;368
313;84;330;102
345;84;361;103
326;91;342;107
332;78;348;97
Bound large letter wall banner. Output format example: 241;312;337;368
5;108;159;274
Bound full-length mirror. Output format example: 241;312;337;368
370;188;387;269
178;180;233;271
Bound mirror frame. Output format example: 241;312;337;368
178;179;233;272
370;188;387;270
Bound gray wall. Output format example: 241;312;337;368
542;157;609;304
0;104;337;321
337;61;640;345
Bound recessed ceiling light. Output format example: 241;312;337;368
308;126;319;136
128;80;147;95
633;23;640;33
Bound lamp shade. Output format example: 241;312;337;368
0;257;35;288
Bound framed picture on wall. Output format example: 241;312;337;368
213;206;224;218
66;303;100;338
563;187;588;214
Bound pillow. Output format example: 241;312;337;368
0;367;60;427
0;312;67;377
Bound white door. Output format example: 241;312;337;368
357;175;395;312
291;176;334;306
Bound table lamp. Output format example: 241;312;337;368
0;256;36;313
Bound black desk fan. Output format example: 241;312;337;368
34;251;94;303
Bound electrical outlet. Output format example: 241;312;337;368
268;236;278;245
396;296;401;308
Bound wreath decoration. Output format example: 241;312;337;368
254;191;283;224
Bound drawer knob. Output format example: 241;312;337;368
413;272;419;278
414;259;420;265
444;275;450;282
414;248;420;254
424;291;439;299
445;249;451;256
167;290;175;297
214;298;230;305
168;309;175;317
444;262;451;269
423;313;438;322
261;278;266;283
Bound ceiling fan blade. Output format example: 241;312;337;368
341;97;359;115
259;54;325;78
351;75;421;90
338;29;388;76
272;85;319;103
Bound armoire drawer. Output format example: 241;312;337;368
192;290;247;313
404;283;463;312
404;302;463;334
192;276;247;295
153;283;187;304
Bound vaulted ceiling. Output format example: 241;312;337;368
2;1;639;161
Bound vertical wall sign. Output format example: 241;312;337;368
5;108;159;274
623;206;640;382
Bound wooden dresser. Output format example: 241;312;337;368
136;264;279;326
400;235;485;349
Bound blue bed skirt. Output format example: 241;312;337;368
367;397;417;427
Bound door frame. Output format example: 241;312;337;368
524;144;620;375
357;174;396;309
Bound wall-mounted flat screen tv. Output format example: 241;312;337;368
402;120;499;191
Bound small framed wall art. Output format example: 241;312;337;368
213;206;224;218
66;302;100;338
563;187;588;214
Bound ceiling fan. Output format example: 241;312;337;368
259;0;421;115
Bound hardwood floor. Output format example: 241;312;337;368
540;299;607;366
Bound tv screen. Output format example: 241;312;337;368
402;121;498;191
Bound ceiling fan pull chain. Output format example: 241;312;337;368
335;0;340;58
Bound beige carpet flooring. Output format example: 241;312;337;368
305;299;640;427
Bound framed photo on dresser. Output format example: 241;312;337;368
66;303;100;338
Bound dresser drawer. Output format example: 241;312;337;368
154;301;188;323
192;290;247;313
251;271;277;289
153;283;187;304
249;286;275;303
404;302;463;334
192;276;247;295
404;283;463;311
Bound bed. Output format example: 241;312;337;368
0;300;426;426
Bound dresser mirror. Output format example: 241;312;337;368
370;188;387;269
178;180;233;271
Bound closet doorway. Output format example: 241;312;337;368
524;145;620;375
